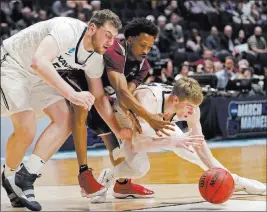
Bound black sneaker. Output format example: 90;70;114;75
4;163;42;211
1;170;24;207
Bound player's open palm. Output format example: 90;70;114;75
147;113;175;137
69;91;95;110
173;130;204;153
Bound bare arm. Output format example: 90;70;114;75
108;71;174;135
31;35;75;99
186;107;225;169
108;71;153;120
86;75;131;140
31;35;93;109
128;82;137;93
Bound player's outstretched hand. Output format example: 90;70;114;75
174;130;204;153
147;113;175;137
69;91;95;110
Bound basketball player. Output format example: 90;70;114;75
0;10;126;211
70;17;176;199
93;78;266;202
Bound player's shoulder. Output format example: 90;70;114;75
104;39;125;59
50;17;87;34
142;58;150;70
103;39;125;69
87;52;104;66
134;85;156;102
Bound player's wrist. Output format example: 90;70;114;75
64;86;76;101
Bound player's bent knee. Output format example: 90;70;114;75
15;125;36;145
45;100;72;129
129;153;150;178
11;111;37;144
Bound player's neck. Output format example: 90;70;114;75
83;34;94;52
164;95;175;121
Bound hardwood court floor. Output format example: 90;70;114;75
1;145;266;211
1;184;266;211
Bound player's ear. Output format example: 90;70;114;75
174;96;179;103
127;36;132;44
88;23;97;34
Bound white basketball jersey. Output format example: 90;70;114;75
2;17;104;78
135;83;179;121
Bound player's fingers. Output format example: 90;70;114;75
185;142;202;147
159;129;171;136
161;125;175;131
180;144;194;153
87;96;95;105
155;130;163;137
187;135;205;140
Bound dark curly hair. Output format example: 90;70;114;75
124;18;158;39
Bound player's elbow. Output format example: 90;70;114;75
31;55;42;73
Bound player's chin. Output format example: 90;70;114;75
136;55;146;61
95;48;107;55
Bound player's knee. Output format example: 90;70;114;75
129;154;150;178
45;100;72;132
11;111;37;144
14;124;36;145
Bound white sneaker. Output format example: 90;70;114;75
90;169;115;203
233;174;266;195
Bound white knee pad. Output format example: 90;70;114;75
172;147;209;171
127;152;150;178
112;153;150;179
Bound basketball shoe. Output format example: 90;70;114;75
1;169;23;207
4;163;42;211
113;179;155;199
233;174;266;195
78;168;107;198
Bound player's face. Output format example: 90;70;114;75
175;100;197;120
90;23;118;55
128;33;155;61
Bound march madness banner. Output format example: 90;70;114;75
227;99;267;138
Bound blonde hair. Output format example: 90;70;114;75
172;77;203;105
89;9;122;29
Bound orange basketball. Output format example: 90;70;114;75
198;168;234;204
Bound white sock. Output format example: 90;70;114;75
25;154;46;175
4;164;16;177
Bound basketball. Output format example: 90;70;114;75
198;168;235;204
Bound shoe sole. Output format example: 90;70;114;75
4;178;42;211
81;187;107;198
112;192;155;199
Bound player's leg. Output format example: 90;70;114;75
58;71;107;197
72;104;106;197
3;111;37;209
1;51;39;209
10;98;72;211
4;80;71;211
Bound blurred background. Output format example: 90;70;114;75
1;0;267;156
